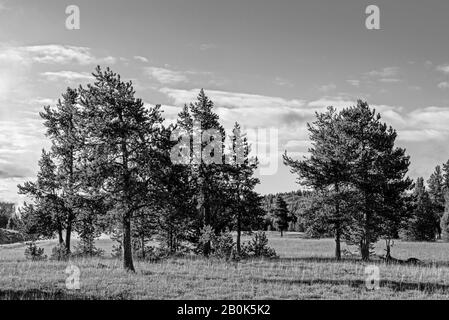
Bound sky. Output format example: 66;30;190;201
1;0;449;205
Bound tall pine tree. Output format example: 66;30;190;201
284;106;353;259
428;165;445;238
78;66;166;271
272;196;290;237
227;122;263;255
339;101;411;260
175;89;228;256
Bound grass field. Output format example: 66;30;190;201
1;232;449;300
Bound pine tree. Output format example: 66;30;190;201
402;178;436;241
272;196;290;237
39;87;84;252
78;66;166;271
428;165;445;238
443;160;449;190
283;106;353;259
156;122;198;253
227;122;263;255
379;179;412;259
18;150;66;243
132;207;157;258
174;89;228;256
338;101;411;260
441;188;449;241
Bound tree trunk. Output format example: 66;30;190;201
360;238;370;261
335;225;341;260
122;213;135;272
65;219;72;253
203;203;211;257
361;194;371;261
58;225;64;245
236;212;241;256
385;239;391;260
334;183;341;261
141;235;145;259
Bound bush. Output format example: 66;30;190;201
197;225;215;253
242;231;278;259
111;243;122;259
198;226;236;260
137;246;172;262
71;242;104;258
24;242;47;261
211;230;235;260
50;243;69;261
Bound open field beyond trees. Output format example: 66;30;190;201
1;232;449;300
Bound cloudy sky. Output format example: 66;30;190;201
1;0;449;204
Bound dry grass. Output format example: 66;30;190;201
1;232;449;300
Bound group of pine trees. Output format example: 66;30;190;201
15;66;449;268
407;162;449;242
279;102;449;260
17;67;263;271
283;103;412;261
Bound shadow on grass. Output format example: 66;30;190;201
276;257;360;264
0;288;97;300
276;256;438;267
254;277;449;294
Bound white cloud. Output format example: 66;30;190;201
0;44;116;66
161;87;306;110
308;97;355;109
274;76;294;87
41;71;94;82
399;129;447;142
437;81;449;89
318;83;336;92
437;64;449;74
379;78;401;83
367;67;399;78
146;67;188;84
394;106;449;141
25;97;58;106
200;43;217;51
134;55;149;63
347;79;360;87
160;87;311;146
0;118;47;181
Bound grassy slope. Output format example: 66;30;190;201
1;232;449;299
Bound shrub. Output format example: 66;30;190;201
197;225;215;253
211;229;235;260
198;226;236;260
243;231;278;259
24;242;47;261
71;241;104;258
137;246;171;262
50;243;69;261
111;243;122;259
111;228;122;258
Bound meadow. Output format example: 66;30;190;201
1;232;449;300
